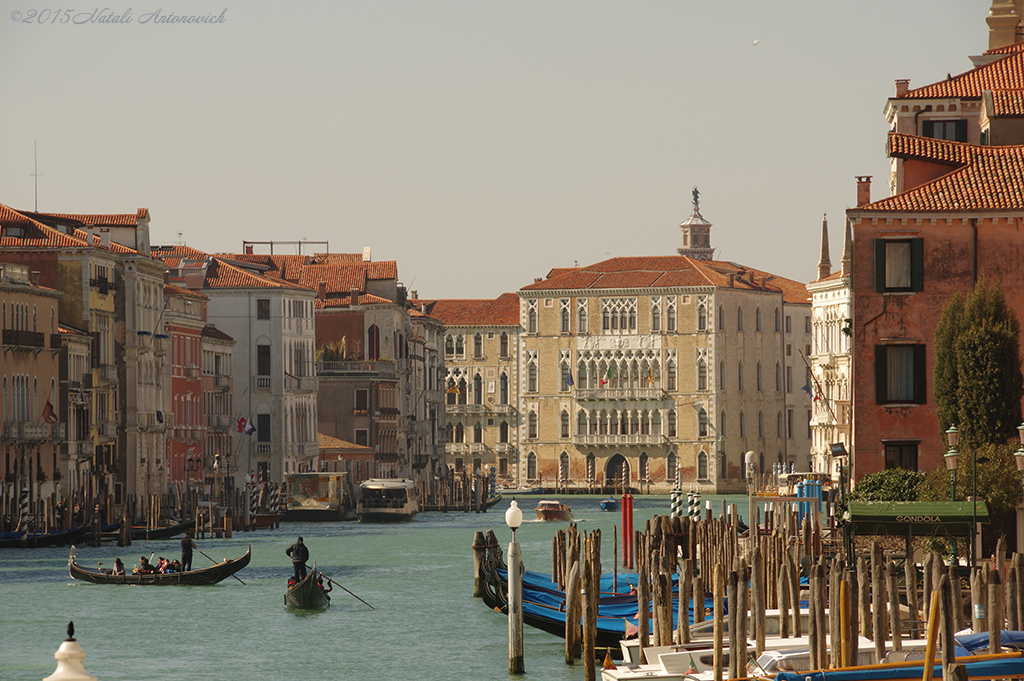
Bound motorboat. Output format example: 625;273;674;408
600;497;621;512
535;500;573;521
357;478;419;522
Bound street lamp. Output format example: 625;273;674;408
505;499;524;674
945;426;959;501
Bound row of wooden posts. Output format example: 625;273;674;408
479;501;1024;681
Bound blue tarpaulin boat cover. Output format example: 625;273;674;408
776;656;1024;681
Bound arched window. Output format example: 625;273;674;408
718;305;725;331
697;304;707;330
446;379;457;405
528;363;538;392
577;410;587;434
527;452;538;479
738;362;744;391
666;361;677;392
455;335;464;356
776;362;781;391
719;361;726;390
697;451;708;479
528;307;537;334
474;422;483;443
756;362;762;391
500;332;509;358
651;410;661;435
473;333;483;358
667;409;677;438
774;308;781;332
755;307;762;332
777;411;783;438
499;373;509;404
758;411;764;438
666;305;676;332
445;422;453;443
737;307;744;331
651;306;661;332
697;359;707;391
578;363;588;390
560;410;570;438
455;423;465;443
559;452;569;480
640;452;649;480
560;307;570;333
528;412;538;439
473;374;483;405
367;325;381;360
499;421;509;443
698;407;708;437
720;410;727;437
739;411;746;437
457;378;467;405
666;451;677;483
560;363;571;392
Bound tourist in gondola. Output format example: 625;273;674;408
317;575;332;601
138;556;156;574
285;536;309;581
181;530;197;572
111;558;125;576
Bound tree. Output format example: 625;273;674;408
849;468;924;502
934;279;1024;453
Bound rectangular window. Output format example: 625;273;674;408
257;414;271;442
875;344;926;404
354;428;369;446
884;442;919;471
256;299;270;319
805;316;811;334
785;315;791;334
875;238;924;293
787;409;793;439
921;119;967;142
257;345;271;376
354;389;368;412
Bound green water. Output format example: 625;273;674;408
0;495;745;681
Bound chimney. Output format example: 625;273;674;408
245;244;254;255
362;247;371;262
534;277;543;284
728;273;735;288
30;270;40;286
856;176;872;207
317;281;326;300
99;227;110;249
350;288;359;305
410;290;418;300
895;79;910;96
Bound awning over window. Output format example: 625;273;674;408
847;501;989;537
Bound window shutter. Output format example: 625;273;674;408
911;238;925;292
913;345;927;404
874;239;887;292
956;120;968;143
875;345;888;404
922;120;934;138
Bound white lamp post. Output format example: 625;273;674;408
505;499;524;674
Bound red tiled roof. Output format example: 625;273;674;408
428;293;520;326
297;264;366;293
202;324;234;341
204;258;313;291
989;88;1024;116
521;256;809;304
40;209;148;226
863;133;1024;212
983;41;1024;57
898;49;1024;99
0;204;92;248
164;282;207;300
318;432;374;452
314;293;393;308
220;253;398;283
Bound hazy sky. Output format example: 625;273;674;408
1;1;985;299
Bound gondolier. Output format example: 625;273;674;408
181;530;197;572
285;536;309;581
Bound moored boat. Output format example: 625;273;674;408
0;525;88;549
131;518;195;541
600;497;621;512
68;544;251;585
536;500;573;521
357;478;419;522
285;566;331;609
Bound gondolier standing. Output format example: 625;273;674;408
286;536;309;581
181;530;197;572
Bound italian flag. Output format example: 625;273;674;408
599;366;614;386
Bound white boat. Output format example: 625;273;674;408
356;478;419;522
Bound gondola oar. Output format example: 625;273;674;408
199;548;246;585
306;564;373;609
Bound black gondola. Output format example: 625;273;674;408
285;566;331;610
68;544;251;585
0;525;88;549
130;518;196;541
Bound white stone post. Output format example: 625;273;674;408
44;622;96;681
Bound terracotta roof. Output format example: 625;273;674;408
989;88;1024;116
428;293;520;326
220;253;398;284
520;255;809;304
983;41;1024;57
164;282;207;300
314;293;394;308
204;258;313;291
202;324;234;341
863;133;1024;212
0;204;92;248
297;264;366;293
153;244;210;260
39;209;148;226
318;432;374;451
898;49;1024;99
57;324;90;336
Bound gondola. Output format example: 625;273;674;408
131;518;195;541
285;565;331;609
0;525;88;549
68;544;251;585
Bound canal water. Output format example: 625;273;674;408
0;494;746;681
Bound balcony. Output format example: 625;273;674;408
136;331;151;350
493;404;513;413
495;442;511;453
255;443;272;456
3;421;51;442
97;364;117;384
446;404;484;414
316;360;397;379
98;422;118;440
88;276;116;293
575;387;666;401
255;376;271;390
208;414;232;432
469;443;484;453
50;423;66;441
136;411;168;431
74;441;94;458
572;434;665;446
214;375;231;391
3;329;45;349
185;366;201;380
153;334;168;356
445;443;466;454
286;375;317;393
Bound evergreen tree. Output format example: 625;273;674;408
933;279;1024;452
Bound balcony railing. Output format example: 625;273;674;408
255;443;272;456
208;414;232;431
445;443;466;454
493;404;512;413
446;404;485;414
50;423;66;441
572;434;665;446
3;421;52;442
286;375;317;393
495;442;511;453
469;443;484;453
3;329;45;348
99;422;117;439
316;360;397;378
75;441;94;458
255;376;271;390
97;364;117;383
136;332;152;350
214;375;231;391
575;388;666;400
185;366;201;380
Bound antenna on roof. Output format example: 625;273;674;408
177;232;183;245
31;141;41;211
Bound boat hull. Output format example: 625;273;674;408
535;501;573;522
285;567;330;609
68;544;251;585
131;519;195;541
0;525;88;549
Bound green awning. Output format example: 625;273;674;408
847;501;989;537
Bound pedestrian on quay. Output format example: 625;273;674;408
181;530;197;572
286;536;309;581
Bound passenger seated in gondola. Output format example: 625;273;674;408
111;558;125;576
170;559;182;572
138;556;156;574
317;575;332;601
288;576;296;588
157;557;170;573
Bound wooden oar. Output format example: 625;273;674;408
199;548;246;585
306;564;373;609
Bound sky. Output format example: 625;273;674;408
0;1;986;300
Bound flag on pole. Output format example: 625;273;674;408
41;399;58;424
599;365;614;387
801;382;813;398
565;371;574;389
646;371;655;387
237;416;247;433
244;418;257;436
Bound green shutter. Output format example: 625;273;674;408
875;239;887;292
875;345;888;404
911;238;924;292
913;345;927;404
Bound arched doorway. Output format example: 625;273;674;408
604;453;630;493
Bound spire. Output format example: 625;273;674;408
841;217;853;277
817;213;832;281
678;186;715;260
